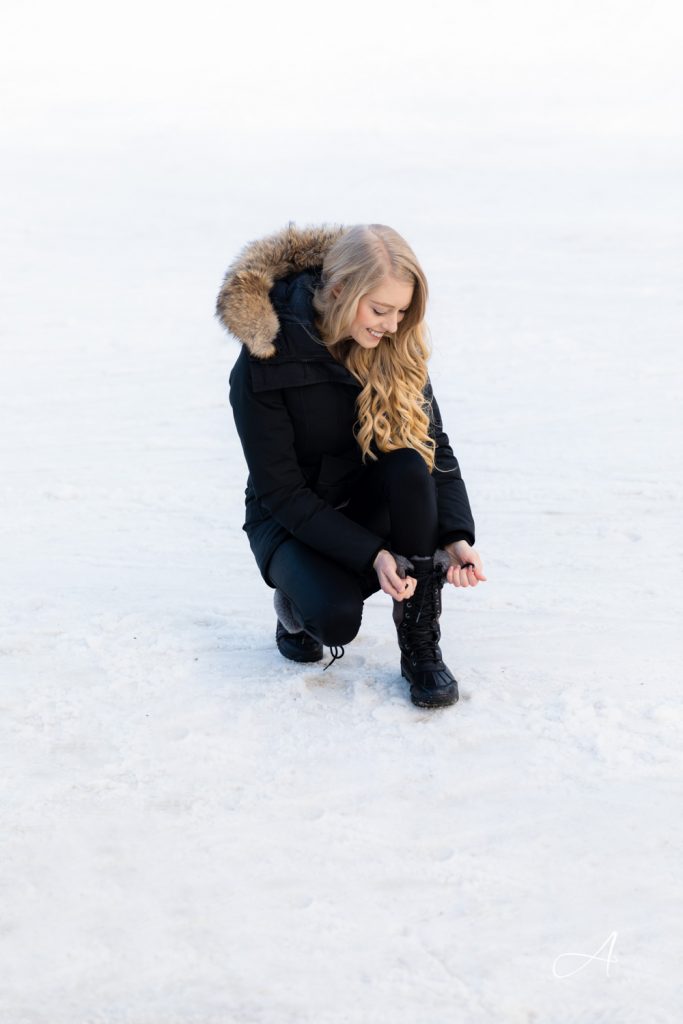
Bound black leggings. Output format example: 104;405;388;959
266;448;439;646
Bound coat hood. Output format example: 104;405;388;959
215;221;347;359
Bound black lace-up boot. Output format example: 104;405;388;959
273;589;324;663
392;550;458;708
275;618;324;663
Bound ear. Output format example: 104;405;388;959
331;284;342;299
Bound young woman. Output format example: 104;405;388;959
216;222;486;709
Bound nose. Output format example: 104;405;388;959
381;313;399;333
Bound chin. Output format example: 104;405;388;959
355;331;381;348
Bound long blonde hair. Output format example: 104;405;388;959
311;224;435;471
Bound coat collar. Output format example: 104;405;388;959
247;268;361;391
215;221;347;360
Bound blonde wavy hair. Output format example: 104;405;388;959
311;224;436;471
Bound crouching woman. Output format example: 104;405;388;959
216;221;486;708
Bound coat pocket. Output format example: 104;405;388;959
313;451;363;508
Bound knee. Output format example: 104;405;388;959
383;448;432;486
301;594;363;647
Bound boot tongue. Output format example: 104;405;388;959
409;564;443;660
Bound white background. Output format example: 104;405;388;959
1;1;682;1021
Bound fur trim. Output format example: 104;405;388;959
393;554;415;579
434;548;451;575
273;588;304;634
215;221;347;359
393;549;451;578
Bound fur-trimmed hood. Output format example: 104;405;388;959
215;221;347;359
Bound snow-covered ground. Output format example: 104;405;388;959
1;2;682;1021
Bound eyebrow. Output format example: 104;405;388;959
369;299;410;310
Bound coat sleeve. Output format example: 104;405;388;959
425;375;476;548
229;346;386;575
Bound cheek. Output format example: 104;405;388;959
356;302;373;329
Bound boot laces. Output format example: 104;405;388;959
323;645;345;670
402;569;443;662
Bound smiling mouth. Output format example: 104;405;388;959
367;329;383;338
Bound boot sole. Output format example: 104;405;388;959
277;644;324;663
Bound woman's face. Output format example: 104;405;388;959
340;276;415;349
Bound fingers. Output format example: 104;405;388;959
384;572;417;601
374;550;414;600
444;549;487;588
447;563;481;587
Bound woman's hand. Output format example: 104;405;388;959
443;540;487;588
373;549;417;601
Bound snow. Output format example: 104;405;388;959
1;1;682;1021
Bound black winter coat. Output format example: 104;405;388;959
216;223;476;588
